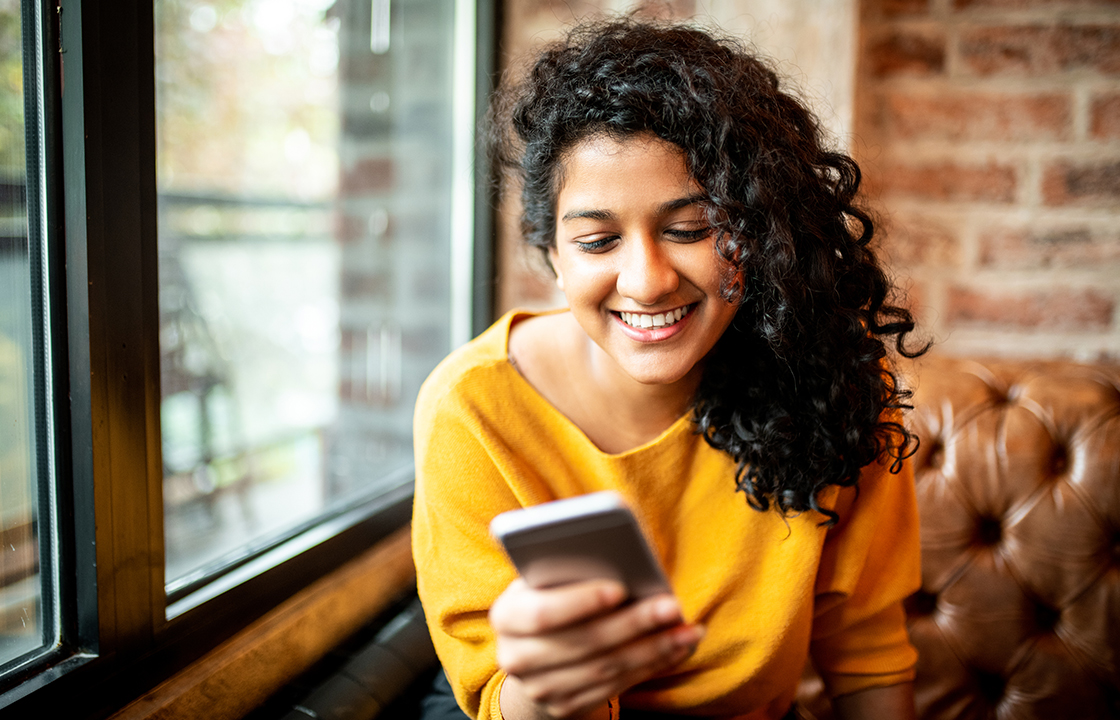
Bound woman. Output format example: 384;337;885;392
413;17;925;720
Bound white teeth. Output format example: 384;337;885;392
619;306;690;329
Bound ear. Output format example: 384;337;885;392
548;247;564;291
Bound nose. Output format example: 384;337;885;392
616;236;679;305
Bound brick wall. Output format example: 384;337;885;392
858;0;1120;360
496;0;1120;361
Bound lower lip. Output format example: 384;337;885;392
613;307;694;343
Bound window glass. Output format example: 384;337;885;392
0;0;49;667
155;0;456;593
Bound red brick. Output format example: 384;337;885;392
882;0;932;17
1043;160;1120;205
883;92;1070;141
901;280;928;321
979;227;1120;268
634;0;696;19
340;157;394;196
878;277;930;332
866;31;946;77
955;0;1120;8
946;286;1114;329
1091;94;1120;139
881;214;962;266
875;161;1017;202
960;26;1120;76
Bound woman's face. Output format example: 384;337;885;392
549;133;739;388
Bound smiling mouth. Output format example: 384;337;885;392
617;304;695;330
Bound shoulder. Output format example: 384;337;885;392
415;309;569;429
506;310;581;389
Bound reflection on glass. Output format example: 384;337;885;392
156;0;455;591
0;0;46;666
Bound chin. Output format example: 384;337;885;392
621;360;699;388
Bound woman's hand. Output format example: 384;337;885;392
490;578;703;720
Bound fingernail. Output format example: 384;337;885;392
653;597;682;624
672;643;694;661
601;581;627;605
674;624;704;647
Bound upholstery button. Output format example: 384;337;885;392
990;384;1021;407
1033;601;1060;633
906;589;938;617
976;516;1002;546
1050;444;1068;475
974;669;1006;707
927;441;944;469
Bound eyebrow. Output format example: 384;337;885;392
560;193;707;222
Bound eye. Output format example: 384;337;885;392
665;226;711;243
575;236;618;253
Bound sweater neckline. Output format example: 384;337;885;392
495;308;696;460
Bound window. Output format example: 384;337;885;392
154;0;476;609
0;0;493;714
0;0;57;673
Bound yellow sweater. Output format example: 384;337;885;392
412;310;920;720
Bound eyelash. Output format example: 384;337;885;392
666;228;711;242
575;237;617;253
573;227;711;253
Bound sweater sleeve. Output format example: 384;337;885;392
809;453;921;698
412;372;521;720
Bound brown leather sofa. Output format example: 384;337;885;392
282;356;1118;720
800;355;1120;719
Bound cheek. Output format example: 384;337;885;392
565;272;607;306
682;245;728;294
555;252;613;295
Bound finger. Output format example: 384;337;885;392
496;593;685;675
515;623;704;713
490;578;627;636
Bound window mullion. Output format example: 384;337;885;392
59;0;165;658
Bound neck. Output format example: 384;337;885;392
583;336;702;432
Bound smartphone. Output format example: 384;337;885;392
489;491;672;599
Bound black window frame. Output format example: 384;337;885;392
0;0;497;715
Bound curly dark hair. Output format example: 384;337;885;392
489;17;927;524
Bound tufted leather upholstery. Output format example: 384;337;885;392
799;356;1120;719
